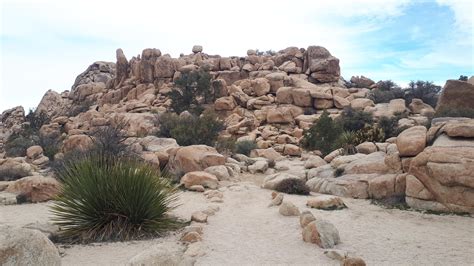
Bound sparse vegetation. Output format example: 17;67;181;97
404;80;441;108
274;178;310;195
156;111;224;146
335;131;358;155
169;69;213;115
337;107;373;132
458;75;468;81
235;140;257;156
215;137;236;156
301;111;342;156
51;152;181;243
368;80;404;104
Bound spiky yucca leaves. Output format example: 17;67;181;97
335;131;358;155
51;153;181;243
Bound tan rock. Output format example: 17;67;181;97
191;211;208;223
306;195;346;210
180;171;219;190
304;155;327;169
302;220;340;248
6;175;61;203
279;201;300;216
62;134;93;153
168;145;226;174
215;96;236;111
180;231;201;243
342;257;367;266
396;126;427;157
436;79;474;112
26;146;43;160
299;211;316;228
350;98;374;111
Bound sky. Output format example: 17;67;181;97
1;0;473;111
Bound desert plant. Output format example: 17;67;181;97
274;178;310;195
335;131;358;155
88;118;128;156
215;137;236;155
156;111;224;146
337;107;374;132
235;140;257;156
68;99;95;117
334;168;344;177
4;132;37;157
38;134;62;159
354;125;385;143
25;109;49;132
170;69;212;115
404;80;441;108
368;80;405;104
301;111;342;156
51;152;181;243
459;75;468;81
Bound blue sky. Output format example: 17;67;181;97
1;0;473;110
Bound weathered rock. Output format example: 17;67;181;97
368;174;406;199
396;126;427;157
6;175;61;203
350;75;374;88
215;96;236;111
250;148;284;161
128;241;193;266
279;201;300;216
436;79;474;112
356;142;377;154
180;171;219;190
26;146;43;160
304;46;340;83
248;160;269;174
140;136;178;152
306;195;346;210
299;211;317;228
168;145;226;174
268;193;284;207
62;134;93;153
409;98;435;116
154;55;175;78
192;45;203;53
350;98;374;111
407;146;474;213
180;231;201;243
342;257;367;266
0;225;61;265
0;158;33;181
304;155;327;169
344;152;395;175
306;174;377;199
302;220;340;248
191;211;208;223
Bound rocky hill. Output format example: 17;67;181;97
1;45;473;215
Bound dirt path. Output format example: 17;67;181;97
1;178;474;265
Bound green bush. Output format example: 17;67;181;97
215;137;236;155
434;107;474;118
404;80;441;108
51;152;180;243
170;69;213;115
274;178;310;195
301;111;342;156
235;140;257;156
354;124;385;143
156;111;224;146
459;75;468;81
337;107;373;132
368;80;404;104
334;131;358;155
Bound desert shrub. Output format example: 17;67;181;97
459;75;468;81
38;134;62;159
51;152;181;243
25;109;49;132
0;168;31;181
337;107;374;132
215;137;236;155
354;125;385;143
235;140;257;156
368;80;404;104
335;168;344;177
156;111;224;146
334;131;358;155
88;119;128;156
404;80;441;108
68;99;95;117
274;178;310;195
4;133;36;157
170;69;212;115
434;107;474;118
301;111;342;156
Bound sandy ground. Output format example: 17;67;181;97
1;174;474;265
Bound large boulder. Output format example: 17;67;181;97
407;146;474;214
115;48;129;86
396;126;427;157
168;145;226;175
262;173;304;190
180;171;219;189
303;46;340;83
0;158;33;181
35;90;70;118
6;175;61;203
0;225;61;265
62;134;93;153
71;61;115;90
436;79;474;112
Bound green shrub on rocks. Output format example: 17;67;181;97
301;111;342;156
274;178;310;195
51;152;181;243
235;140;257;156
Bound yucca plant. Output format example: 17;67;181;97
51;152;181;243
335;131;358;155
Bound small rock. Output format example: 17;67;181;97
268;193;284;207
248;160;269;174
306;195;347;210
182;225;203;235
180;231;202;243
0;191;17;205
191;211;208;223
299;211;316;228
324;249;348;261
279;201;300;216
209;197;223;203
192;45;203;53
342;257;367;266
184;242;206;257
203;190;223;199
189;185;205;192
302;220;340;248
180;171;219;190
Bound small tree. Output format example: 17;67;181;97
170;69;212;115
368;80;404;104
459;75;468;81
404;80;441;108
301;111;342;156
